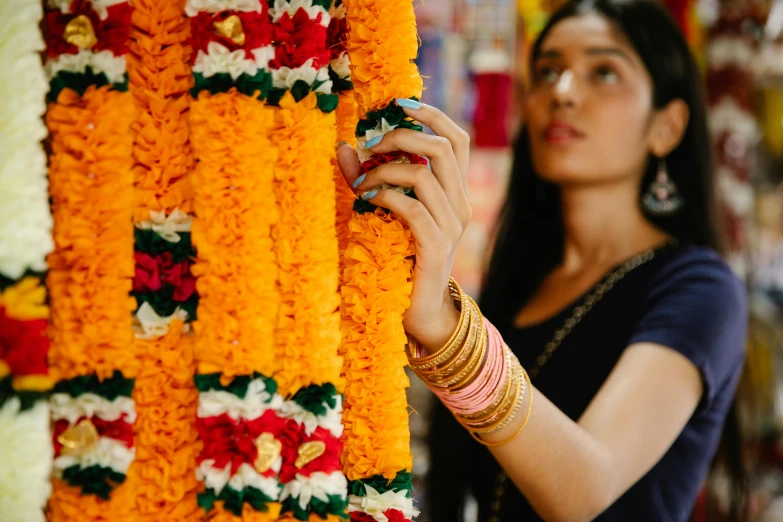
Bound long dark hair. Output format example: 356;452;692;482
477;0;746;519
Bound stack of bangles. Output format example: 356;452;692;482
407;278;533;447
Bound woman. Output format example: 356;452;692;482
337;0;748;520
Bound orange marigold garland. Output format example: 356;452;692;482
126;0;202;518
188;7;284;511
340;0;424;519
44;0;139;517
45;85;139;521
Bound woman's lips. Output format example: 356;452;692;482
542;121;585;143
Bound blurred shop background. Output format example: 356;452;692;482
405;0;783;520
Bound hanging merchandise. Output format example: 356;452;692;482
340;0;424;520
187;0;347;520
0;0;55;520
43;0;140;519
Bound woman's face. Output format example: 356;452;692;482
525;14;656;186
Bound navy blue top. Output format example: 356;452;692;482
465;244;747;522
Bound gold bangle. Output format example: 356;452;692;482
416;301;478;378
421;299;482;382
431;319;487;390
472;369;533;447
485;361;527;433
408;279;469;369
462;363;523;432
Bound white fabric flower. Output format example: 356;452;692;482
133;302;190;339
0;0;53;280
198;377;284;420
271;60;332;92
330;52;351;80
51;393;136;424
53;437;135;475
185;0;262;16
136;208;193;243
277;395;343;438
0;399;52;522
269;0;331;27
45;49;127;84
707;36;756;69
717;167;754;217
709;99;759;142
281;471;347;510
348;485;420;522
193;42;274;80
197;461;282;498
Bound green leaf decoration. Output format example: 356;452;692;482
52;371;134;400
194;373;278;399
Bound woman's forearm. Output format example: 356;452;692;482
486;389;618;522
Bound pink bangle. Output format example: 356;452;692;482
430;317;508;416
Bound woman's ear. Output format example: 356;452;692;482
648;99;690;157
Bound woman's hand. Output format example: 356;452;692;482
337;100;472;351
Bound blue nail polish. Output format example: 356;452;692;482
425;157;431;170
396;98;422;110
352;173;366;188
362;189;378;200
364;136;382;149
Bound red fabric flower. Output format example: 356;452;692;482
294;427;343;478
277;418;306;483
133;252;196;301
349;514;376;522
0;308;49;376
359;151;428;176
45;1;133;58
326;16;347;60
189;11;273;63
384;509;411;522
269;11;329;70
52;415;135;455
196;410;287;476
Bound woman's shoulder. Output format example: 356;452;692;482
646;243;746;306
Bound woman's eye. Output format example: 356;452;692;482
535;67;560;84
593;66;620;84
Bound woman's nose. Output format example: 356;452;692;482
552;69;577;108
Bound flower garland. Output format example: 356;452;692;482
126;0;203;518
328;1;358;264
340;0;424;519
45;0;138;516
188;0;348;519
0;3;55;507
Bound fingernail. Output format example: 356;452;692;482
352;173;366;188
336;141;349;148
364;136;382;149
396;98;422;110
425;157;431;170
362;189;378;200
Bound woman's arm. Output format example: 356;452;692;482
487;342;701;521
338;102;704;521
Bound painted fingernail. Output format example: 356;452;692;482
364;136;382;149
396;98;422;110
362;189;378;200
352;173;366;188
336;141;349;148
425;157;431;170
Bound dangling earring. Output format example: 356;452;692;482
642;157;683;216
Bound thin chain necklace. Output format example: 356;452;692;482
488;242;672;522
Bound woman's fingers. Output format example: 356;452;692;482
366;129;471;224
398;101;470;187
357;163;463;238
363;189;451;258
337;142;361;191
